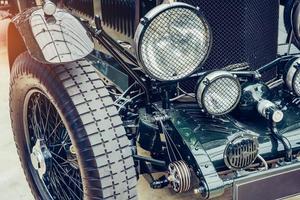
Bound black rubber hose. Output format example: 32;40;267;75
270;122;293;161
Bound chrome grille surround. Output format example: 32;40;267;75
224;133;259;170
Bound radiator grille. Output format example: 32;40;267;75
101;0;136;37
66;0;94;17
178;0;279;92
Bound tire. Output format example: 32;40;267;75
9;52;137;200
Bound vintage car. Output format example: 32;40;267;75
1;0;300;199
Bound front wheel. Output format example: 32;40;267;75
9;52;137;200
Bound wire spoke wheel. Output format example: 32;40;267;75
10;52;137;200
24;90;83;200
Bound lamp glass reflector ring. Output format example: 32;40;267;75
292;69;300;96
285;58;300;96
197;71;241;116
134;3;211;81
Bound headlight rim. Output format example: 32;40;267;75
196;70;242;116
134;2;212;82
285;57;300;96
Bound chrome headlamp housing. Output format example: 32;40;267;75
285;57;300;96
134;3;211;81
197;71;241;116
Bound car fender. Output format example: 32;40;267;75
6;7;94;69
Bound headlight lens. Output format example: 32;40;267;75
197;71;241;115
285;57;300;96
134;3;211;81
293;70;300;95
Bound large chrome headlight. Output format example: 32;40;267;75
285;57;300;96
197;71;241;116
134;3;211;81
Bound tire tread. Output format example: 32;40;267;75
10;53;137;200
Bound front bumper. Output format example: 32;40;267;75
232;161;300;200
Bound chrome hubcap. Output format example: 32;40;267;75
30;139;52;178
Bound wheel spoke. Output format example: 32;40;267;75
52;164;82;200
52;158;83;190
43;100;51;138
48;142;71;148
45;120;62;143
49;171;69;199
36;95;46;133
25;91;83;200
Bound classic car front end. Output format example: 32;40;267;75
2;0;300;199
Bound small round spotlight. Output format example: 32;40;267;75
43;0;56;16
197;71;241;116
285;57;300;96
134;2;211;81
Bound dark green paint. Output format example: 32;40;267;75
169;96;300;172
88;54;129;91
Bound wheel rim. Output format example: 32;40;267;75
23;89;83;200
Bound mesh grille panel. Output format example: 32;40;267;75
66;0;94;17
140;8;210;81
178;0;279;91
202;78;240;115
101;0;136;37
293;71;300;95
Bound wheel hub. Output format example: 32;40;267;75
30;139;52;177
